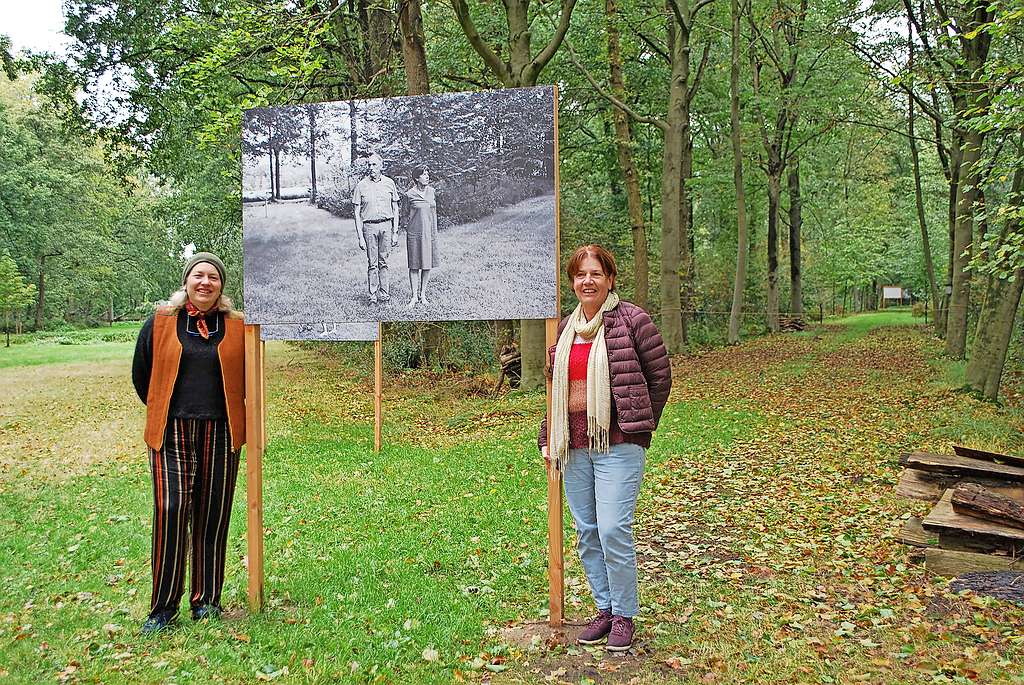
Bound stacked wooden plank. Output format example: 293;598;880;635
778;315;806;332
896;446;1024;576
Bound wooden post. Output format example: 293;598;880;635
546;85;564;627
545;318;563;626
244;324;266;612
374;323;383;453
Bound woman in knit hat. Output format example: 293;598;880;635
131;252;246;633
538;245;672;652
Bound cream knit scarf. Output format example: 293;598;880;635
550;291;620;467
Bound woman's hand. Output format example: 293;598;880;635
542;445;551;467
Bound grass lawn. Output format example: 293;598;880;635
1;315;1023;684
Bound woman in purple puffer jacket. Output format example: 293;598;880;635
538;244;672;652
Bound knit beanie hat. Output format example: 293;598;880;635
182;252;227;286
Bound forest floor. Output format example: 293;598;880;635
1;312;1023;684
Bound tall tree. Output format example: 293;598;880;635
727;0;750;343
562;0;716;353
450;0;579;388
605;0;649;311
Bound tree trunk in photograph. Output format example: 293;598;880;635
765;172;781;332
349;101;358;166
727;0;749;344
945;128;983;358
788;161;802;318
308;107;318;203
273;149;281;200
605;0;648;310
399;0;429;96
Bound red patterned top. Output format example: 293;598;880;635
567;337;632;449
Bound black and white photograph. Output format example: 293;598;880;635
242;86;558;328
259;322;379;342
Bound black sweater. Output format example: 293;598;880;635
132;309;228;420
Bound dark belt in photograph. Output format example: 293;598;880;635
363;218;393;224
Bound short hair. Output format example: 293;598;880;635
566;244;617;290
365;153;383;166
411;166;428;180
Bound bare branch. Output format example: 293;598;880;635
687;40;712;104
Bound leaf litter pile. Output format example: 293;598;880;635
499;322;1024;684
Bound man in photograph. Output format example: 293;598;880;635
352;152;400;304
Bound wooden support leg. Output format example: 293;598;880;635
374;323;383;453
545;317;563;626
244;324;265;612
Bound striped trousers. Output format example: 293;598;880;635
148;418;239;618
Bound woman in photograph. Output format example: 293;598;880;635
404;166;440;306
538;244;671;652
131;252;246;633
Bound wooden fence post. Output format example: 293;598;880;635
244;324;265;612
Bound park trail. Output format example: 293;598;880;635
498;318;1024;685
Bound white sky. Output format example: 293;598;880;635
2;0;71;56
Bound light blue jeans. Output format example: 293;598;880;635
563;442;645;617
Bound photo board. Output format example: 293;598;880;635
259;322;379;342
242;86;558;331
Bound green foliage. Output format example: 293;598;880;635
0;252;35;328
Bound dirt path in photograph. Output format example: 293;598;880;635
244;195;555;324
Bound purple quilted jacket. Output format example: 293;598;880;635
538;300;672;450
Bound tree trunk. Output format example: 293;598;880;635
908;80;939;328
939;136;962;335
964;165;1023;399
766;172;781;332
34;255;46;330
399;0;429;96
945;128;983;358
658;36;687;353
605;0;648;310
965;269;1024;399
727;0;749;344
787;161;803;318
398;2;444;368
451;0;580;386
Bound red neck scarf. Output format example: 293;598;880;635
184;300;212;339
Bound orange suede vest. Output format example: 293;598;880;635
143;308;246;452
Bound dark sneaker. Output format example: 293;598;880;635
606;615;634;652
141;611;176;634
577;608;613;644
191;604;223;621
